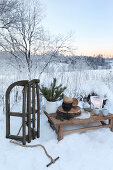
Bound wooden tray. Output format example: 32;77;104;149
57;106;81;117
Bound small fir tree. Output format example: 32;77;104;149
40;78;67;102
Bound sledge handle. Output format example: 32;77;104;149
46;157;60;167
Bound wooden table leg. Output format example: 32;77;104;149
48;120;54;129
109;119;111;129
110;118;113;132
58;125;63;141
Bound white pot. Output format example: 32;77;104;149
45;100;57;114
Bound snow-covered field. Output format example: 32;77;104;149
1;61;113;170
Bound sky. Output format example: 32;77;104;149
41;0;113;57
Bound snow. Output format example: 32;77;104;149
76;109;90;119
1;60;113;170
1;112;113;170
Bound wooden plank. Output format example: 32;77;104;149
48;120;58;134
8;135;23;141
63;124;109;135
44;111;55;125
45;112;58;134
49;114;113;125
9;112;25;117
44;111;50;118
44;112;113;125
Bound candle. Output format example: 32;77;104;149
93;99;100;108
90;96;103;109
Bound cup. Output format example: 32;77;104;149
62;102;72;111
102;108;109;117
93;108;100;115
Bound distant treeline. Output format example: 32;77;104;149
0;51;111;70
83;55;111;69
51;54;111;69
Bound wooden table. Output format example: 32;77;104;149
44;110;113;141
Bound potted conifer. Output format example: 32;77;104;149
40;78;67;113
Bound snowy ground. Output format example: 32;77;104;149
1;108;113;170
1;61;113;170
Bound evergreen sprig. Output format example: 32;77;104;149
40;78;67;102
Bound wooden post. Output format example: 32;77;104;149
109;119;111;128
6;90;10;138
32;83;36;139
27;83;31;143
36;83;40;138
22;86;27;145
110;118;113;132
58;125;63;141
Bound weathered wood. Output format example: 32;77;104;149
57;106;81;114
58;125;63;141
57;106;81;118
6;79;40;145
22;86;27;145
8;135;23;141
45;113;113;126
9;112;26;117
100;121;107;125
6;91;10;138
109;119;111;127
32;83;35;139
48;120;58;134
63;124;109;135
44;110;113;141
36;83;40;138
27;83;31;143
110;118;113;131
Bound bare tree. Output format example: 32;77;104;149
0;0;75;79
0;0;44;78
38;33;75;77
0;0;19;28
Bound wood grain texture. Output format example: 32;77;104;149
58;125;63;141
6;79;40;145
22;86;27;145
44;110;113;141
57;106;81;114
36;83;40;138
63;124;109;135
46;113;113;125
110;119;113;131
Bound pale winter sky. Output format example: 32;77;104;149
41;0;113;57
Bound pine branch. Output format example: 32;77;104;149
39;78;67;102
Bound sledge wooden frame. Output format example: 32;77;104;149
6;79;40;145
44;110;113;141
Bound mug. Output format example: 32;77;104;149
93;108;100;115
62;102;72;111
102;108;109;117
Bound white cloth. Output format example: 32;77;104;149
76;109;90;119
